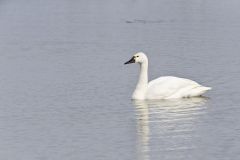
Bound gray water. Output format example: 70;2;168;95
0;0;240;160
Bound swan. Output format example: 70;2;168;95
124;52;211;100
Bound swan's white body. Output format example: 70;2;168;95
125;52;211;100
145;76;211;99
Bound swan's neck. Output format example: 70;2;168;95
138;62;148;88
132;61;148;99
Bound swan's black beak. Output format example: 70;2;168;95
124;56;135;65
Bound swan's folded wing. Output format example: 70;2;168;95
146;76;201;99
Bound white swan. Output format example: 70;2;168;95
124;52;211;100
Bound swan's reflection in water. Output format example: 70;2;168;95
133;97;208;160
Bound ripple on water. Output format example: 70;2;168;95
133;97;208;159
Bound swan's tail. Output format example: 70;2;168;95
202;86;212;91
190;86;211;97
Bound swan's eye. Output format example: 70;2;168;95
136;56;139;57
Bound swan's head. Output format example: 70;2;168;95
124;52;148;65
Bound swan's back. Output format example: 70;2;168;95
146;76;211;99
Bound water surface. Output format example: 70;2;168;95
0;0;240;160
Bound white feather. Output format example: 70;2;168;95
146;76;211;99
125;52;211;100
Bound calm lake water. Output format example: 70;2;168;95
0;0;240;160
